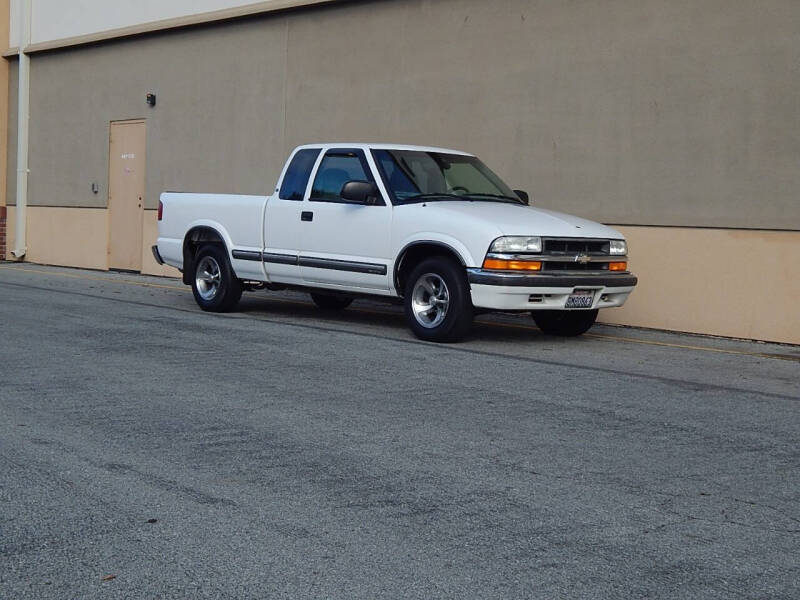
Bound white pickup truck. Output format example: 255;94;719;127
154;143;637;342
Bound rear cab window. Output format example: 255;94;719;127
279;148;321;200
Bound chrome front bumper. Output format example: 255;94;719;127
466;269;638;311
467;269;638;288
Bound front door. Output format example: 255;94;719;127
108;120;146;271
298;149;392;291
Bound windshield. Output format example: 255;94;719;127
372;149;523;205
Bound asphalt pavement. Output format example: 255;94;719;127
0;263;798;599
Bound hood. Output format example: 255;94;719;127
399;201;624;240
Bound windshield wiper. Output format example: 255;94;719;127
461;193;525;204
402;192;524;205
403;193;464;202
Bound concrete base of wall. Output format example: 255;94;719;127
4;206;798;344
5;205;179;277
6;206;109;270
600;226;800;345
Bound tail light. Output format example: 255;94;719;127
157;200;163;221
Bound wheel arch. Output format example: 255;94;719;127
182;225;230;285
393;240;471;296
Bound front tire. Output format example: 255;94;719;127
531;309;598;336
191;244;243;312
404;257;473;343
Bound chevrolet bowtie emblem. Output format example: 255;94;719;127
575;254;591;265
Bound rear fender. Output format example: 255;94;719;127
182;221;234;285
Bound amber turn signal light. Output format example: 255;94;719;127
608;262;627;271
483;258;542;271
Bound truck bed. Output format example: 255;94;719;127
157;192;267;271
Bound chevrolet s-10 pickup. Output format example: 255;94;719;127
154;143;637;342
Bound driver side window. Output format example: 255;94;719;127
310;151;376;203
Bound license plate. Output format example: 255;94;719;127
565;290;595;309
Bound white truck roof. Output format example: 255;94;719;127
292;142;474;156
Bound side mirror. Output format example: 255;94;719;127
341;180;380;205
514;189;530;205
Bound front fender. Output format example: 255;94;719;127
391;233;480;295
394;232;478;268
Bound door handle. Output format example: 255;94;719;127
301;211;313;222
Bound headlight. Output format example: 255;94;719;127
489;236;542;254
609;240;627;255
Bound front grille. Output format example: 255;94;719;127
542;238;609;255
535;238;624;272
483;238;626;274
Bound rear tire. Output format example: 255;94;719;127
404;257;473;343
191;244;243;312
310;293;354;311
531;309;598;336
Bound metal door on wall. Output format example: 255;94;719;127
108;120;146;271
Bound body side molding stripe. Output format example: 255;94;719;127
299;256;387;275
231;249;385;275
262;252;300;266
231;249;299;265
231;250;263;262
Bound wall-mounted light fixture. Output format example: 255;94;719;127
146;93;156;107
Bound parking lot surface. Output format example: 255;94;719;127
0;263;798;599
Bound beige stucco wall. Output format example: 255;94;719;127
282;0;800;230
6;0;800;230
6;16;288;213
600;227;800;345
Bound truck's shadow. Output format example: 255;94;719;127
235;293;553;344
